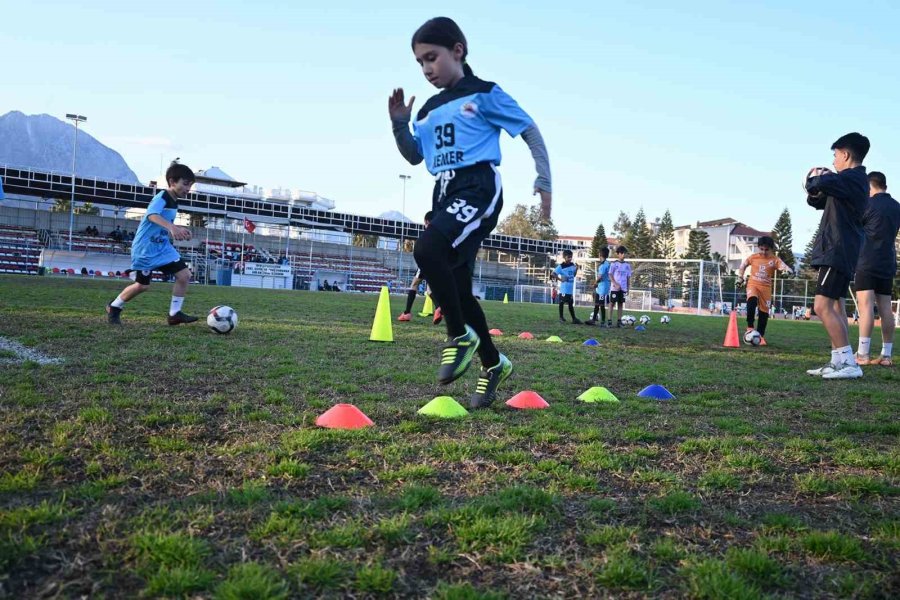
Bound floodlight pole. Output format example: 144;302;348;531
398;174;411;280
65;113;86;250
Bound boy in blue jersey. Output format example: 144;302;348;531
608;246;633;327
553;249;581;323
587;247;611;327
389;17;552;408
106;162;197;326
804;133;870;379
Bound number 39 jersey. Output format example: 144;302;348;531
413;76;534;175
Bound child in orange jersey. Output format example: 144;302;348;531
736;236;793;344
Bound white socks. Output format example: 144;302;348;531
857;337;871;357
111;296;126;309
883;342;893;358
832;345;853;366
169;296;184;316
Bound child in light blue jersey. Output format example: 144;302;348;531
553;249;581;323
608;245;633;327
587;247;611;327
106;162;197;326
389;17;552;409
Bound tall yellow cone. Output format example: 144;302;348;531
503;293;509;304
370;286;394;342
418;294;434;317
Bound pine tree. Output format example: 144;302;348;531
685;230;711;260
590;223;607;258
611;211;631;240
627;208;654;258
653;210;676;259
771;208;795;269
802;223;821;276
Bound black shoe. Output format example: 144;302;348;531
571;317;583;325
607;321;613;328
559;318;567;323
470;354;513;409
585;319;597;326
167;311;198;325
106;303;122;325
438;325;480;384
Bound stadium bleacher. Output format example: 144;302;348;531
0;225;42;275
287;252;393;293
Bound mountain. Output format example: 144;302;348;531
0;111;140;184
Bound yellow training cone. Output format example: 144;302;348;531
418;294;434;317
503;293;509;304
370;286;394;342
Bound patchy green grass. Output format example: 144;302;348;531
1;275;898;598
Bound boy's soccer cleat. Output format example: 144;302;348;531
571;317;583;324
106;303;122;325
806;362;838;376
470;354;513;409
585;319;597;326
607;320;613;328
432;307;443;325
438;325;480;384
167;311;198;326
397;312;412;322
559;318;567;323
822;362;864;379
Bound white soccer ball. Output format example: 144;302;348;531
207;305;238;334
803;166;831;191
743;329;761;346
660;315;671;324
622;315;635;326
639;315;651;325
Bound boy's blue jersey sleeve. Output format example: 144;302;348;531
553;265;562;276
145;194;168;216
479;86;534;138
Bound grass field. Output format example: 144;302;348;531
1;275;897;599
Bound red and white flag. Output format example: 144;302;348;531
243;217;256;233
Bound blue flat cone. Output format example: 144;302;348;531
638;384;675;400
583;338;600;346
635;325;646;331
417;396;469;418
578;386;619;403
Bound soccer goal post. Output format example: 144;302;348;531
578;258;724;316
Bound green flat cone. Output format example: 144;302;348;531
417;396;469;418
545;335;563;343
577;386;620;403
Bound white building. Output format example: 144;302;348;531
673;218;769;272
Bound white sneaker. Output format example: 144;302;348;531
822;363;864;379
806;362;838;376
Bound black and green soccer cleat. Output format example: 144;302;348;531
470;353;513;409
106;303;122;325
438;325;480;384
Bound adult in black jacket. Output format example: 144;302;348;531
855;171;900;367
804;132;870;379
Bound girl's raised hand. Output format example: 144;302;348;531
388;88;416;121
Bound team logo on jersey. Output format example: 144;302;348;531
460;102;479;118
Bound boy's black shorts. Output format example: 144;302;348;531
610;290;627;304
854;271;893;296
593;292;610;305
132;260;189;285
558;293;574;305
815;266;851;299
429;163;503;273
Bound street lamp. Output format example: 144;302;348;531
398;174;411;280
65;113;87;250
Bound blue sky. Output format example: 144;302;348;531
3;0;898;249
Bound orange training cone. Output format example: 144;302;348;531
518;332;534;339
723;310;740;348
489;328;503;336
316;404;374;429
506;391;550;410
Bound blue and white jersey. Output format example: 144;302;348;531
131;190;181;270
595;261;611;296
554;262;578;295
413;76;534;175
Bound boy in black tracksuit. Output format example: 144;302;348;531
854;171;900;366
804;132;870;379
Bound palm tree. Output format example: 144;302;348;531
710;252;730;276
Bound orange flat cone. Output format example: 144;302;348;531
489;328;503;336
518;332;534;339
723;311;740;348
315;404;374;429
506;391;549;410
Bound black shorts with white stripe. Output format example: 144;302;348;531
429;162;503;273
815;266;851;299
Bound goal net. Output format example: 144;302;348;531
578;258;724;315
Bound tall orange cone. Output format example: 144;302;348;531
723;310;740;348
370;286;394;342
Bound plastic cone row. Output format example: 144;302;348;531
370;286;393;342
